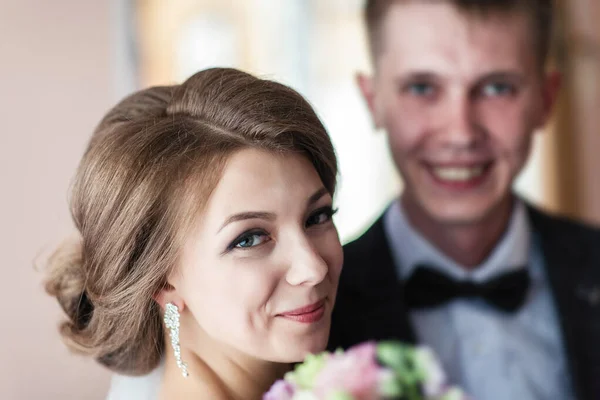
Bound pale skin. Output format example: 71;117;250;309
155;149;343;399
357;2;561;267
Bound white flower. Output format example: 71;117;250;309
292;390;320;400
414;347;447;396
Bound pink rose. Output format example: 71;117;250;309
312;342;384;400
263;380;296;400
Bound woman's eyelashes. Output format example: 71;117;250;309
224;205;338;253
305;205;337;228
227;229;271;252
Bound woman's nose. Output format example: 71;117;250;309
284;237;328;287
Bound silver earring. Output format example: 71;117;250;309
164;303;189;378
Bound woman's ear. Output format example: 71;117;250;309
154;283;185;313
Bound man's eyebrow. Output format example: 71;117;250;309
477;71;525;83
395;71;439;84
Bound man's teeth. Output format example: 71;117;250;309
432;166;484;182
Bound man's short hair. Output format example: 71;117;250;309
364;0;554;67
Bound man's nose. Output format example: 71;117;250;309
439;95;482;149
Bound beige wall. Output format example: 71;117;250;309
562;0;600;224
542;0;600;225
1;0;118;398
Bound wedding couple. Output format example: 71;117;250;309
46;1;600;399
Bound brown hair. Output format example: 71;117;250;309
44;68;337;375
364;0;554;67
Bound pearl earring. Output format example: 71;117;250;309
164;303;189;378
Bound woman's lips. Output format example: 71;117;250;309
277;299;326;323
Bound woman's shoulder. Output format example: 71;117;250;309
106;362;230;400
105;365;163;400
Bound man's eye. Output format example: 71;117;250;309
481;82;515;97
404;83;435;97
306;206;337;227
234;232;269;249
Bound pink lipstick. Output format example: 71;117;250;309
278;299;326;323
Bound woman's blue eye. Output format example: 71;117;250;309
234;232;269;249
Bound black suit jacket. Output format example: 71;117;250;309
328;205;600;400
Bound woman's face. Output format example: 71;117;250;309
172;148;343;363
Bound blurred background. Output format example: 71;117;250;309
1;0;599;398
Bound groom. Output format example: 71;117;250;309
328;1;600;400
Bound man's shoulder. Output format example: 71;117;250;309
528;205;600;275
338;212;400;292
343;216;385;257
342;214;393;274
528;204;600;244
330;213;415;349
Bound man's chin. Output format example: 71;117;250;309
422;201;501;227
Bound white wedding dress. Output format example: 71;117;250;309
105;362;163;400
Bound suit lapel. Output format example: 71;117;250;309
352;216;417;344
529;207;600;400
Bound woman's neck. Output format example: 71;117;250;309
159;333;290;400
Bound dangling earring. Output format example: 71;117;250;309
164;302;189;378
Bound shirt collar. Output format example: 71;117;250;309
383;199;530;283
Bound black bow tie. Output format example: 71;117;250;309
404;265;531;313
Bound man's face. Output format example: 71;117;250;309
359;2;559;226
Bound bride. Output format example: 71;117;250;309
45;67;343;399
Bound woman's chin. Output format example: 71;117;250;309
280;333;330;363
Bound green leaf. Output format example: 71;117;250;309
378;373;404;397
325;390;355;400
284;352;330;390
376;342;426;400
377;342;410;369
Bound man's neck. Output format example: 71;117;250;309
401;195;515;269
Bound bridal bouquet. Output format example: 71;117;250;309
264;341;469;400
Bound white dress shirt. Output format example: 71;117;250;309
384;200;574;400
